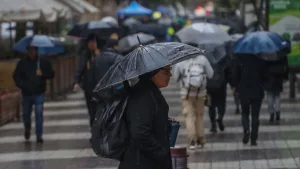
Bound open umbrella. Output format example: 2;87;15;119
101;16;118;27
197;42;227;65
117;1;152;16
81;20;120;38
123;18;142;29
94;42;204;91
176;23;231;44
119;33;155;53
232;31;287;56
14;35;64;55
67;22;86;38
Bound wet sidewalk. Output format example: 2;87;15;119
0;81;299;169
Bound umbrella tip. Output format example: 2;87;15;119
137;35;142;46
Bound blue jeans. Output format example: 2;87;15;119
22;94;45;137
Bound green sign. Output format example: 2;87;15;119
269;0;300;66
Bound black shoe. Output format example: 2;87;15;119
210;123;217;133
276;112;280;121
251;140;257;146
217;119;225;131
24;130;30;141
37;137;44;143
235;109;240;114
243;132;250;144
270;113;275;123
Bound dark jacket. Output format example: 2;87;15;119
119;80;172;169
93;48;122;100
232;55;268;99
264;56;289;93
13;57;54;95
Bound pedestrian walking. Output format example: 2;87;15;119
13;47;55;143
232;54;268;146
73;34;101;132
265;53;289;123
207;59;233;133
173;55;214;149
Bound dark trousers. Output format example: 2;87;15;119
22;93;45;137
84;92;98;128
240;98;263;140
208;86;226;124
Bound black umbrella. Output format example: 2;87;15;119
118;33;155;53
133;23;168;37
197;42;227;64
94;42;204;91
81;20;121;38
67;22;86;37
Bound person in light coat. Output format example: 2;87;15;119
173;55;214;149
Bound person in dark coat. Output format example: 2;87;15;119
13;47;54;143
93;34;123;101
265;53;289;123
207;58;233;133
73;34;101;130
232;54;268;146
119;66;173;169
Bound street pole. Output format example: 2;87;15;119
265;0;270;30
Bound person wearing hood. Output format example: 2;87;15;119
119;66;173;169
73;34;101;133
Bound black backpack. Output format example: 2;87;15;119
91;82;130;161
207;64;225;89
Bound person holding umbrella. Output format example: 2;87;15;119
13;46;54;143
73;34;101;136
92;42;204;169
232;31;287;146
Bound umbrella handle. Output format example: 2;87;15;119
137;35;142;46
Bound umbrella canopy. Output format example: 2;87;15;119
197;42;227;64
101;16;118;27
80;20;120;38
176;23;231;44
123;18;142;28
94;42;204;91
134;23;168;37
14;35;64;55
67;22;86;37
117;1;152;16
157;5;171;15
232;31;287;55
119;33;155;53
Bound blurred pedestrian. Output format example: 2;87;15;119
265;53;289;123
207;58;233;133
119;66;173;169
93;33;123;101
232;54;268;146
173;55;214;150
73;34;101;133
13;47;55;143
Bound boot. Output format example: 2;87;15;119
210;122;217;133
276;112;281;121
243;131;250;144
217;119;225;131
37;136;44;143
24;130;30;141
270;113;275;124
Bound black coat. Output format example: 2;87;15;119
232;55;268;99
13;58;54;95
119;80;172;169
264;56;289;93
